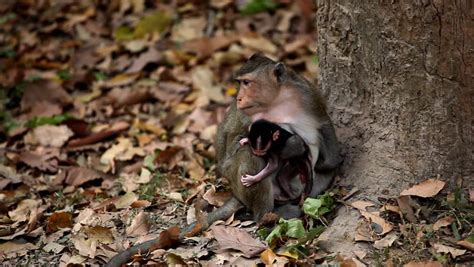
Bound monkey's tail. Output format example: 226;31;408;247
105;197;244;267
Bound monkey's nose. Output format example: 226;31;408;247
237;98;242;102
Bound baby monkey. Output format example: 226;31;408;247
240;119;311;194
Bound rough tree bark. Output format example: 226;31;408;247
315;0;473;253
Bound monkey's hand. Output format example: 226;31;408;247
240;156;278;187
241;174;257;187
239;137;249;146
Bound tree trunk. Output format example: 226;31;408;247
315;0;473;253
317;0;473;193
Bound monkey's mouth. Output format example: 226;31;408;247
238;104;254;111
251;148;267;156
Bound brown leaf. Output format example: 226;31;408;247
359;211;393;235
432;216;454;231
432;243;466;258
380;204;400;213
19;148;59;172
203;187;232;207
373;233;398;249
350;200;375;211
403;261;443;267
469;188;474;202
102;73;140;88
126;47;162;73
105;87;152;108
396;195;417;223
8;199;40;222
457;240;474;251
155;146;183;170
192;66;226;104
21;80;72;116
211;225;267;258
126;211;150;237
67;121;129;147
0;240;38;256
33;125;73;147
151;226;181;250
115;192;139;209
182;35;239;59
47;212;73;233
400;179;445;198
85;225;114;244
63;166;105;186
240;34;278;54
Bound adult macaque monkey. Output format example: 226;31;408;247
235;53;341;197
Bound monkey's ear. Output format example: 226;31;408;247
248;52;263;61
273;62;287;83
273;130;280;141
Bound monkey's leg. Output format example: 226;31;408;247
106;197;243;267
241;155;279;187
274;204;302;219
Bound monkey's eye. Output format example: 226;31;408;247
241;79;251;86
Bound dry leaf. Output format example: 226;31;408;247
457;240;474;251
397;195;417;223
211;225;267;257
350;200;375;211
432;243;466;258
373;233;398;249
67;121;130;147
63;167;105;186
240;34;278;54
115;192;139;209
359;211;393;235
203;187;232;207
33;125;74;147
8;199;40;222
400;179;445;198
403;261;443;267
19;148;59;172
0;240;38;255
432;216;454;231
167;192;184;202
380;204;400;213
47;212;73;233
102;73;140;88
171;17;206;42
469;188;473;202
100;138;145;172
192;66;226;104
260;249;289;266
86;225;114;244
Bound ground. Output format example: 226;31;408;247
0;1;472;266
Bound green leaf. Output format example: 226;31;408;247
303;193;335;219
143;154;157;171
0;13;16;25
0;47;16;58
133;11;171;39
239;0;278;15
26;114;71;128
94;71;107;81
285;218;305;239
257;227;271;240
114;26;135;41
312;55;319;65
265;224;284;243
57;70;72;81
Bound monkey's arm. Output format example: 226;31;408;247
314;123;342;171
241;155;279;187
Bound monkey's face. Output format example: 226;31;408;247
235;72;279;116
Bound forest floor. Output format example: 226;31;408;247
0;1;472;266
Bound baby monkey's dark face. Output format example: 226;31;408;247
247;120;291;156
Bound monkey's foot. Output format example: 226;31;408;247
239;137;249;146
240;174;258;187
